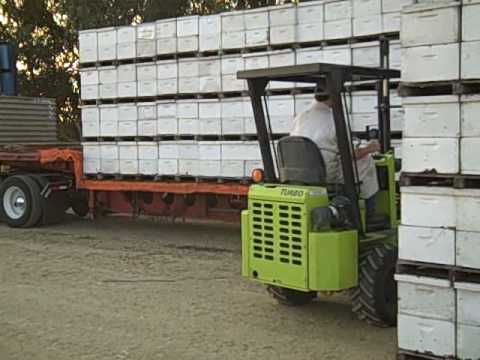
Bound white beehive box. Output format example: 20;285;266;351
461;138;480;175
101;159;119;174
137;62;156;82
269;4;296;26
457;231;480;269
389;40;402;70
199;99;221;135
138;79;157;97
83;158;100;174
99;66;117;85
463;0;480;42
402;43;460;82
177;16;199;37
243;98;256;134
353;15;382;37
177;36;198;53
402;138;459;174
245;8;269;29
179;58;199;78
157;77;178;96
401;2;460;47
246;28;269;47
382;12;401;33
178;159;198;176
352;91;377;113
157;37;177;55
402;96;460;138
461;95;480;137
118;103;137;137
81;85;98;101
118;82;136;98
222;31;245;50
325;0;352;21
83;142;100;160
297;1;324;24
200;15;221;52
157;100;177;135
82;106;100;138
99;83;117;99
244;52;269;71
156;18;176;39
80;68;99;86
99;105;118;137
117;26;136;60
98;27;116;61
397;275;456;357
222;141;261;161
157;59;178;80
455;281;480;360
221;11;245;32
158;159;178;175
79;30;98;63
118;64;136;83
136;23;156;58
295;94;314;115
138;120;156;137
221;160;245;178
323;45;352;65
296;47;323;65
401;187;456;228
353;0;381;17
270;25;296;45
456;189;480;232
221;98;245;135
138;142;157;160
461;40;480;79
138;102;156;121
296;22;324;43
268;95;295;133
100;142;118;160
352;42;380;68
198;141;221;161
197;160;221;177
398;225;455;265
118;121;137;137
118;142;138;160
324;19;352;39
382;0;414;13
221;55;246;92
352;113;377;132
158;142;179;159
138;159;157;175
269;50;295;89
177;141;198;159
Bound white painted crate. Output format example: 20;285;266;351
137;62;156;82
353;15;382;37
456;189;480;232
402;96;460;138
463;0;480;42
323;44;352;65
296;47;323;65
80;68;99;86
198;160;221;177
118;64;136;83
138;120;157;137
177;36;199;53
269;4;297;26
100;142;118;160
222;141;261;161
157;37;177;55
199;142;221;161
246;28;269;47
296;22;324;43
138;142;158;160
138;159;157;175
298;1;324;24
98;27;116;61
461;95;480;137
398;225;455;265
402;43;460;83
118;121;137;137
178;159;199;176
119;142;138;160
401;187;456;228
158;159;178;175
177;16;199;37
269;50;295;89
402;138;459;174
221;98;245;135
455;281;480;360
352;91;377;113
99;66;117;84
461;138;480;175
118;82;136;98
457;231;480;269
325;0;352;21
382;0;414;13
461;40;480;79
158;142;179;159
222;31;245;50
221;11;245;32
401;2;460;47
157;60;178;80
245;8;269;29
100;105;118;137
324;19;352;40
351;113;377;132
157;100;177;135
137;80;157;97
353;0;381;17
157;77;178;96
221;160;245;178
382;12;401;33
270;25;296;45
83;158;100;174
268;95;295;133
83;142;100;160
156;18;176;39
99;83;117;99
82;106;100;138
352;41;380;68
79;30;98;63
101;159;120;174
177;141;198;160
138;102;156;120
116;26;136;60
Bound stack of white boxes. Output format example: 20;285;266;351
398;2;480;359
79;0;406;179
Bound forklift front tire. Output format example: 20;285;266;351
351;243;398;327
267;285;316;306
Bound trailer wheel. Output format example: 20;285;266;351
0;175;42;228
267;285;316;306
351;243;398;327
70;191;89;218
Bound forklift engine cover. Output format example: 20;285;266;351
242;184;358;292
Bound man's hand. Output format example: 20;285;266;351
354;140;380;160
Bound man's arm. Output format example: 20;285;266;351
354;141;380;160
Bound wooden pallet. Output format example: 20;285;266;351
398;350;455;360
398;79;480;97
400;172;480;189
396;260;454;282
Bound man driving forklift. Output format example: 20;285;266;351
291;87;381;218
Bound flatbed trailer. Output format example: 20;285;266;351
0;144;249;227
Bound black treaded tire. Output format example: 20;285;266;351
0;175;42;228
70;191;89;218
267;285;316;306
351;243;398;327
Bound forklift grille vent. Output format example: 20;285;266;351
251;201;305;266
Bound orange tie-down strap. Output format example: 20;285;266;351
39;148;250;196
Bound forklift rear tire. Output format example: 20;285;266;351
351;243;398;327
267;285;316;306
0;175;43;228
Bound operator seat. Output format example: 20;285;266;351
277;136;327;186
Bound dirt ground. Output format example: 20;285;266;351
0;215;396;360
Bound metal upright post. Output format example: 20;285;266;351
378;38;392;153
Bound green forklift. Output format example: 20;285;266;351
237;62;401;327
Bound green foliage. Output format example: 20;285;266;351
0;0;285;141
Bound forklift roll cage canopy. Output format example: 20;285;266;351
237;63;401;234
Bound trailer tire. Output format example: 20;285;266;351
351;243;398;327
267;285;316;306
0;175;43;228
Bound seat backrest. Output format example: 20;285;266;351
277;136;327;186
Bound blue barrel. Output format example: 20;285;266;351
0;41;15;71
0;72;17;96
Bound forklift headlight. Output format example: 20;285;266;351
251;168;265;183
311;207;331;231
